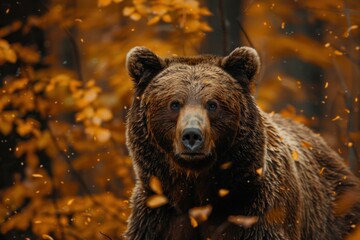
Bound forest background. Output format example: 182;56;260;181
0;0;359;239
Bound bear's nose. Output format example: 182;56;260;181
182;128;204;151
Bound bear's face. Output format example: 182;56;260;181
126;47;260;172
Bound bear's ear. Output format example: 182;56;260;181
126;46;165;90
221;47;260;87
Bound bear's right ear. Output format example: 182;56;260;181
126;46;165;91
221;47;260;88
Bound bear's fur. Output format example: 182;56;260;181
124;46;360;240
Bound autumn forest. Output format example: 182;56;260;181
0;0;359;239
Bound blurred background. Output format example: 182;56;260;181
0;0;359;239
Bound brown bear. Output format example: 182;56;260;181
124;46;360;240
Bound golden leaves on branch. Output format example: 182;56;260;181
0;39;17;64
120;0;212;33
98;0;123;7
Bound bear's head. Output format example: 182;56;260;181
126;47;261;172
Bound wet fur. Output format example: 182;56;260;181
125;47;360;240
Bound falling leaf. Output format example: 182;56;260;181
218;189;229;197
281;22;285;29
149;176;163;194
324;42;330;47
189;205;212;222
334;50;343;55
220;161;232;170
67;199;75;205
189;216;198;228
332;116;341;121
42;234;54;240
32;173;43;178
343;25;358;38
228;215;259;228
256;168;263;176
291;150;299;161
324;82;328;88
146;194;168;208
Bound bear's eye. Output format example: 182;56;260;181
206;101;218;112
170;101;181;111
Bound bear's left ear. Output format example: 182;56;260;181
221;47;260;87
126;46;165;91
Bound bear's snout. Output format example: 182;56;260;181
175;105;211;154
171;105;215;170
182;128;204;151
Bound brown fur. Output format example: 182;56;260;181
125;46;360;240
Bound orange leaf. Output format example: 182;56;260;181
189;216;198;228
332;116;341;121
256;168;263;176
220;161;232;170
228;215;259;228
42;234;54;240
189;205;212;222
149;176;163;194
218;189;229;197
146;194;168;208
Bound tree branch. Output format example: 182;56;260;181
218;0;228;54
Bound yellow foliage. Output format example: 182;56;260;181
0;0;358;239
